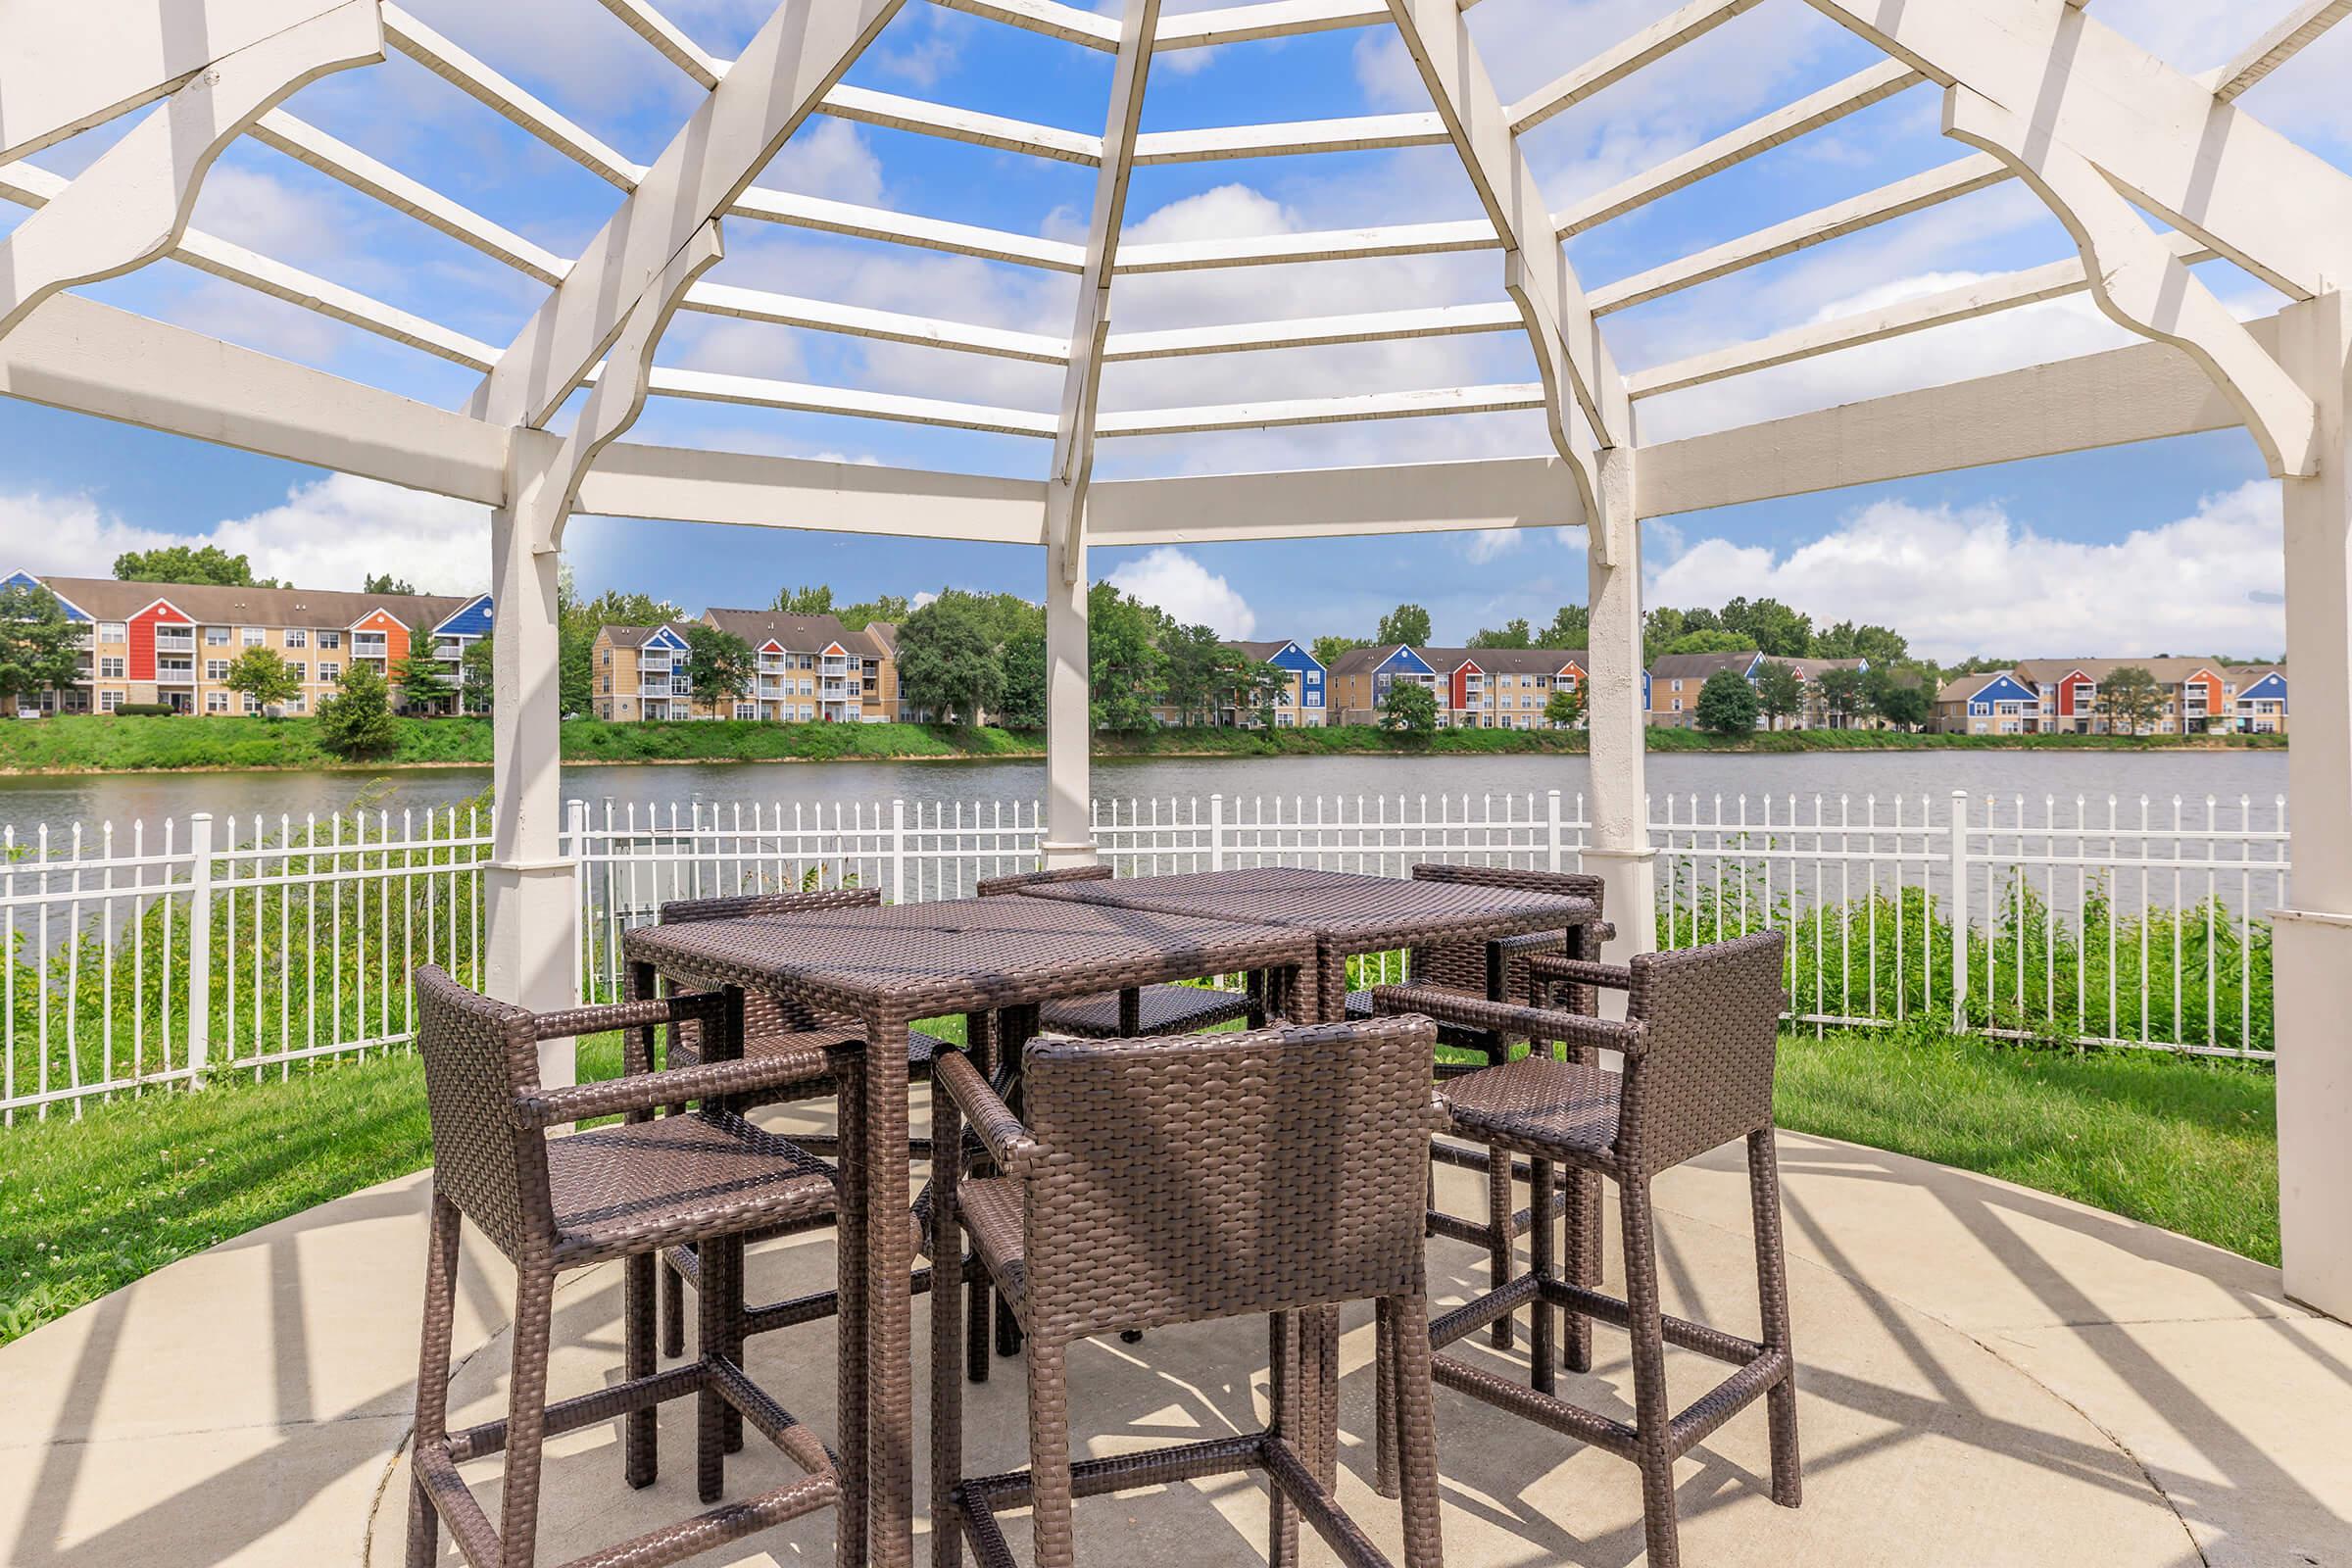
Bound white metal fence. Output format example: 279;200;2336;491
1;787;2285;1122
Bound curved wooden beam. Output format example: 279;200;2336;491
0;0;382;342
542;221;724;550
1945;86;2319;478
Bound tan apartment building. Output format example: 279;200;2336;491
6;570;487;716
1148;638;1329;727
1328;644;1587;728
1936;659;2290;735
591;611;899;722
1644;651;1871;729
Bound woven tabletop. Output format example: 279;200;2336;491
620;894;1320;1018
1016;865;1600;952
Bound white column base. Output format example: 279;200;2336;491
1581;844;1656;956
1039;839;1100;869
2276;906;2352;1319
484;858;580;1088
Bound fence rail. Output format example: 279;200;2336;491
1;787;2285;1121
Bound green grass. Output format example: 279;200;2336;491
0;1022;2277;1347
0;713;2285;774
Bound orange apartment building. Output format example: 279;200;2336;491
591;610;899;722
4;570;489;716
1328;644;1588;727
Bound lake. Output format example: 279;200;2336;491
0;749;2293;844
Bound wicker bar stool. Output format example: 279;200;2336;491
928;1017;1451;1568
1344;863;1615;1358
974;865;1260;1038
1368;929;1800;1568
406;966;843;1568
648;887;952;1360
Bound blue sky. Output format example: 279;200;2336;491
0;0;2341;660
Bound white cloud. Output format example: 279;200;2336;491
1461;529;1524;564
1645;482;2286;661
0;474;491;594
910;589;939;610
757;118;888;206
1106;548;1257;637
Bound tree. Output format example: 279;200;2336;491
1469;617;1532;649
1311;634;1367;671
114;544;278;587
316;661;399;758
1694;668;1760;735
1753;661;1806;730
1718;596;1812;659
2098;665;2165;735
1866;662;1935;731
1375;604;1432;648
460;635;494;715
1380;680;1438;733
1816;665;1868;728
1088;582;1167;731
1662;629;1757;658
1159;622;1226;725
1810;619;1907;663
0;584;85;711
1540;604;1590;649
997;623;1047;728
364;571;417;596
771;584;835;614
223;646;302;716
392;652;452;712
896;593;1003;723
838;593;910;631
1544;686;1585;730
682;624;755;708
1237;659;1289;728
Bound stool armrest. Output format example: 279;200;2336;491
1525;955;1634;993
1367;985;1646;1057
514;1049;839;1127
934;1050;1042;1175
527;990;729;1042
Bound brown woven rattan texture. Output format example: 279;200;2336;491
1369;928;1800;1568
973;867;1259;1039
407;965;842;1568
621;896;1319;1568
930;1018;1450;1568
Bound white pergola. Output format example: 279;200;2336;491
3;0;2350;1315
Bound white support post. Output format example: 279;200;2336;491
1041;524;1096;867
1947;788;1971;1033
185;811;215;1087
1582;447;1653;958
890;798;906;906
1209;794;1226;872
484;427;579;1086
1545;787;1564;873
2274;290;2352;1319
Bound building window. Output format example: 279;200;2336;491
206;660;230;681
207;692;229;712
318;661;340;683
283;695;305;714
99;691;122;712
242;627;266;646
285;629;308;648
99;622;125;643
735;703;758;719
204;626;231;646
284;662;305;681
100;656;125;679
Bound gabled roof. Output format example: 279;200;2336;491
431;592;494;638
1;569;89;620
37;575;473;630
2012;657;2245;685
1650;651;1761;681
701;608;886;660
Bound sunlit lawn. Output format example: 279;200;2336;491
0;1022;2276;1346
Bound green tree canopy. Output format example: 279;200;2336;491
114;545;279;587
223;646;303;715
1159;622;1227;725
838;593;911;631
1694;668;1760;735
316;662;399;757
682;624;756;705
1866;662;1936;730
1468;617;1532;649
1544;686;1585;729
1310;634;1367;671
1380;679;1438;733
996;622;1048;728
1718;595;1813;659
1753;661;1806;730
460;636;494;715
1816;665;1868;726
0;584;85;710
363;572;417;596
1662;629;1757;658
770;584;835;614
1375;604;1432;648
391;651;452;710
1811;619;1908;663
896;593;1004;723
2097;665;2165;735
1541;604;1590;649
1088;582;1168;730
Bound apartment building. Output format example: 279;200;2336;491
1329;644;1590;728
1644;651;1870;729
591;611;898;722
1936;659;2290;735
1149;639;1328;727
4;569;487;715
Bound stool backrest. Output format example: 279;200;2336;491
1018;1016;1441;1342
1618;929;1788;1174
413;964;551;1261
1406;863;1605;996
657;886;878;1041
974;864;1114;898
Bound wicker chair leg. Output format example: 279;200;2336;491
406;1193;461;1568
1371;1297;1398;1501
1025;1339;1076;1568
499;1260;559;1568
965;1259;991;1385
624;1251;658;1489
930;1077;967;1568
995;1292;1023;1359
696;1235;743;1503
1485;1141;1515;1350
1748;1128;1802;1509
1267;1312;1301;1568
1387;1291;1446;1568
1529;1154;1556;1396
1618;1176;1681;1568
661;1246;687;1360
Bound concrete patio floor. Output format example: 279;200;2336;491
3;1102;2346;1568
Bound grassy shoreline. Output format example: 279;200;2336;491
0;713;2289;776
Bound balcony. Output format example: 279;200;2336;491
155;660;195;684
433;639;464;662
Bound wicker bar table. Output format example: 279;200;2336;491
620;896;1319;1568
1015;864;1603;1492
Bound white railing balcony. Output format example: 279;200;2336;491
352;638;388;661
153;631;194;652
434;639;464;662
155;660;195;683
